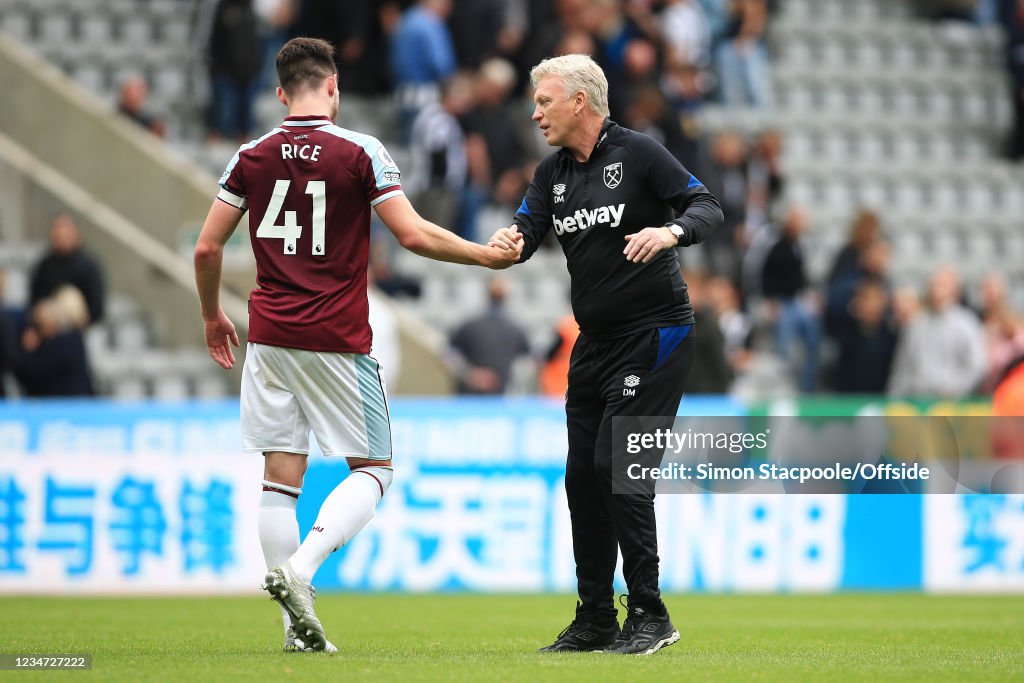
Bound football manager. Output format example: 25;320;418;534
489;53;722;656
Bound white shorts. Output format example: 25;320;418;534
240;342;392;459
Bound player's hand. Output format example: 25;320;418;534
487;225;523;251
623;227;678;263
486;241;523;269
486;226;523;269
203;309;240;369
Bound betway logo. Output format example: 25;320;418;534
553;203;625;235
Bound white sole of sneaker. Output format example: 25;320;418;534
637;629;680;656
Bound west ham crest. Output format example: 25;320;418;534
603;162;622;189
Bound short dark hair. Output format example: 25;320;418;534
276;37;336;94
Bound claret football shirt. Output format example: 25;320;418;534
217;115;403;354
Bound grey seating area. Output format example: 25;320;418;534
88;293;230;400
3;0;1024;398
702;0;1024;302
1;0;203;139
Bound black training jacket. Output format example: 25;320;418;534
513;119;723;339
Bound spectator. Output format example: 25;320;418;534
999;0;1024;159
983;308;1024;392
553;28;597;58
662;61;710;171
892;285;922;328
462;58;531;237
707;274;754;375
715;0;772;107
990;351;1024;459
760;206;821;391
117;74;166;138
826;236;892;339
448;276;530;394
407;73;475;232
390;0;458;142
826;209;883;288
198;0;263;140
660;0;712;67
607;38;660;123
746;128;785;226
831;278;898;394
698;0;730;42
916;0;983;21
30;213;105;325
539;313;579;398
993;351;1024;419
684;269;733;393
621;82;693;167
448;0;524;69
293;0;395;95
13;286;94;397
517;0;589;84
254;0;295;89
888;266;988;398
977;273;1024;390
701;130;749;280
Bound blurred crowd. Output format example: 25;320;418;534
0;215;106;398
689;202;1024;401
94;0;1024;401
193;0;774;142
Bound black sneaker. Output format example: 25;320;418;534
603;596;680;656
538;607;620;652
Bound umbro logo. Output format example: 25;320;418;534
577;632;596;641
642;623;658;633
553;183;566;203
603;162;622;189
624;375;640;388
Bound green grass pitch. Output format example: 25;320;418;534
3;594;1022;682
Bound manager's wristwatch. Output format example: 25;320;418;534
666;224;686;245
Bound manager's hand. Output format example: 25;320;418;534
488;225;523;251
623;227;678;264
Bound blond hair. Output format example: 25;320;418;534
530;54;609;117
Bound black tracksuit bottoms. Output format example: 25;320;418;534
564;323;695;622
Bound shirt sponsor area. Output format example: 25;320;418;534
0;399;1020;593
552;203;624;235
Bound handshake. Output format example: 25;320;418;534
485;225;525;269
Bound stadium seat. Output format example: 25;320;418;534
153;375;190;402
157;16;192;47
0;9;32;41
152;65;189;100
77;13;112;44
112;377;148;401
118;14;152;46
36;12;73;47
194;375;229;400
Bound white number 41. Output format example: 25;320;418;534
256;179;326;255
